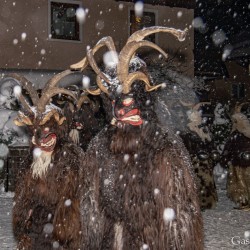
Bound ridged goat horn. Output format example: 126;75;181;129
38;70;77;113
5;74;39;114
117;26;188;94
76;94;91;110
192;102;211;111
234;102;249;114
126;26;188;44
180;100;195;108
71;36;117;94
117;40;169;94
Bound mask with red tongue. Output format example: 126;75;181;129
32;127;57;152
111;95;143;127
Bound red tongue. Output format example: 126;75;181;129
121;108;140;118
41;133;56;144
118;108;143;126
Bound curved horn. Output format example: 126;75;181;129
87;50;113;84
41;70;75;96
77;94;91;110
37;87;77;113
122;71;163;94
83;75;110;95
38;70;77;113
117;40;168;85
127;26;188;44
86;88;101;95
16;94;34;114
234;102;249;114
71;36;116;86
70;57;89;71
14;111;33;126
180;100;195;108
192;102;211;111
5;74;39;105
86;37;116;85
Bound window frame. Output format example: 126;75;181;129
128;7;158;44
231;82;245;100
48;0;82;43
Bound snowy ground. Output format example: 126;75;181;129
0;180;250;250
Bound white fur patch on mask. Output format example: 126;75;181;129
31;151;53;178
187;110;211;142
113;223;123;250
69;129;80;145
232;113;250;138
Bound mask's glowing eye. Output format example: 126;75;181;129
123;98;134;106
44;127;50;132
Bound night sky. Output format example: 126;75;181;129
194;0;250;77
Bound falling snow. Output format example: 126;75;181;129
163;208;175;222
76;8;86;24
0;144;9;158
65;199;72;207
134;1;144;17
82;76;90;89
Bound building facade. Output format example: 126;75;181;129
0;0;194;78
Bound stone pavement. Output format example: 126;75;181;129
0;183;250;250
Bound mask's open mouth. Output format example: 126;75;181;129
74;122;83;130
117;109;143;126
33;133;57;152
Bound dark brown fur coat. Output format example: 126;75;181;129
180;132;218;210
81;122;204;249
13;141;84;250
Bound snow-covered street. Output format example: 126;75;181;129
0;192;16;249
1;181;250;250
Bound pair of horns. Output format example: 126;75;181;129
71;26;188;95
6;70;76;115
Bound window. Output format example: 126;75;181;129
130;10;156;43
49;0;81;41
232;83;245;99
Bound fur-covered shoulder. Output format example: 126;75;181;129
87;125;112;150
54;141;84;171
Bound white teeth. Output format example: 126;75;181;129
122;115;141;122
40;137;55;147
32;136;37;145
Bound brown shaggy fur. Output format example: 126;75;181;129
65;97;107;151
13;118;84;250
81;122;204;249
180;132;218;210
222;131;250;208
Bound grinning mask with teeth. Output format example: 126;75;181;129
111;94;143;128
30;115;66;152
32;127;57;152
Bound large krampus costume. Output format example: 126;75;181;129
222;102;250;210
9;71;83;249
71;27;204;249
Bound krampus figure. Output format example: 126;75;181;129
67;91;106;150
222;102;250;210
53;86;106;150
179;102;219;210
8;71;83;249
72;27;204;249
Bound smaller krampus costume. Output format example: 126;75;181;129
222;102;250;210
72;27;204;249
180;102;219;210
64;90;106;150
9;71;83;249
